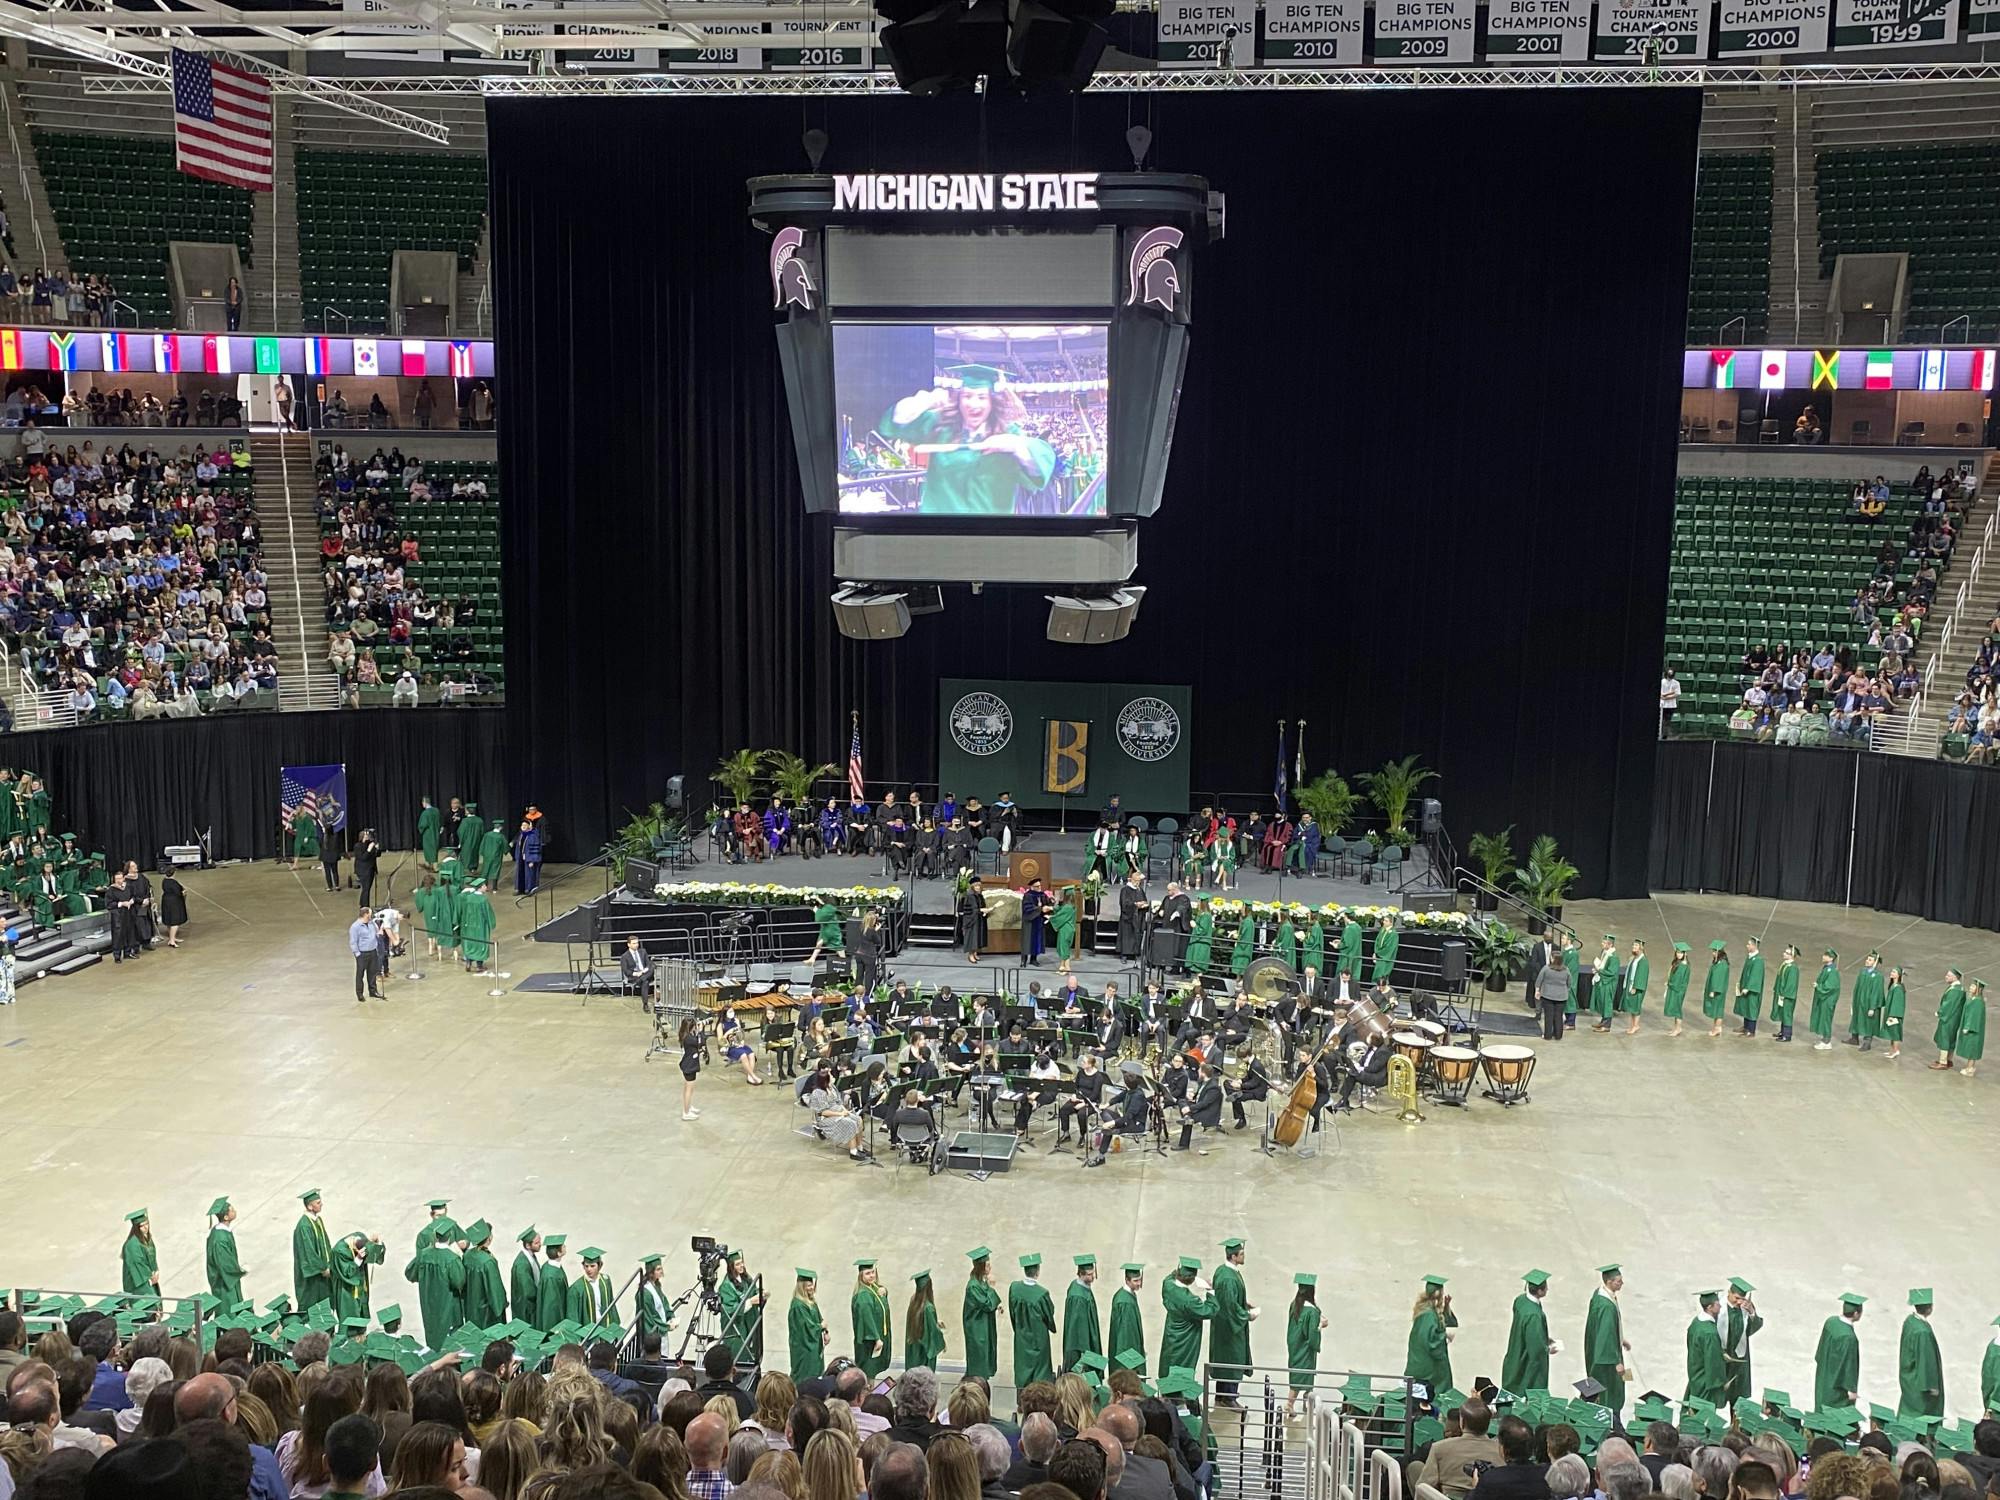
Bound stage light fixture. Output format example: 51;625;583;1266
1044;585;1145;644
877;0;1111;93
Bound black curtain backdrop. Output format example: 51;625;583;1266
1651;739;2000;931
22;707;504;870
490;90;1698;896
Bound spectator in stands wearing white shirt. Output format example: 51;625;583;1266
1658;668;1680;736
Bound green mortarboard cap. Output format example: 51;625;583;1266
342;1316;371;1332
377;1303;402;1324
1672;942;1690;953
796;1268;816;1281
1824;948;1837;960
1697;1289;1720;1302
1762;1390;1790;1408
1632;1398;1673;1423
307;1304;335;1331
433;1217;460;1241
1221;1237;1246;1251
642;1254;663;1269
1178;1255;1202;1272
264;1295;292;1314
517;1226;537;1243
1867;951;1880;961
1159;1368;1201;1399
125;1208;148;1223
1799;1412;1841;1436
944;363;1004;390
543;1234;566;1249
207;1197;231;1217
426;1198;450;1210
1909;1288;1933;1305
912;1270;931;1282
1294;1273;1317;1287
299;1189;322;1203
1709;939;1726;950
328;1342;365;1367
1869;1403;1895;1422
464;1220;491;1244
1413;1418;1445;1447
1077;1352;1108;1374
966;1247;991;1262
1596;1264;1621;1277
1114;1348;1146;1371
392;1349;429;1376
1684;1397;1714;1419
1073;1254;1096;1268
1018;1254;1041;1269
1602;934;1616;942
1729;1277;1755;1295
580;1247;604;1262
1122;1262;1143;1275
855;1257;877;1270
1423;1273;1447;1288
1840;1291;1866;1307
1524;1270;1551;1287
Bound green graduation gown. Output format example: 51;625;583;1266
434;874;463;947
1184;912;1214;973
721;1275;764;1365
1850;966;1886;1038
457;887;495;963
789;1296;825;1384
1404;1305;1454;1395
1685;1314;1727;1404
1338;920;1364;981
293;1213;333;1310
1049;902;1078;962
478;826;508;887
963;1277;1002;1380
1302;921;1326;975
1958;993;1987;1060
536;1260;569;1332
1108;1286;1145;1368
121;1233;158;1296
905;1300;946;1371
464;1247;507;1329
1274;921;1298;971
1211;1263;1252;1374
814;902;844;950
1810;963;1842;1039
1981;1337;2000;1416
1371;926;1400;983
1008;1278;1056;1388
1899;1313;1944;1417
1584;1288;1627;1415
1620;954;1648;1014
1063;1278;1103;1371
1229;918;1255;977
205;1226;245;1306
1770;960;1799;1027
419;804;443;864
1702;955;1730;1019
26;788;49;835
1813;1314;1860;1409
459;810;486;860
1935;982;1967;1051
292;809;321;859
406;1245;467;1348
1882;981;1906;1045
566;1272;621;1332
638;1280;675;1344
1663;960;1691;1020
1734;952;1765;1021
1562;946;1581;1016
331;1238;384;1322
511;1251;540;1324
438;851;464;899
1502;1293;1550;1394
852;1283;891;1378
1723;1303;1763;1403
1159;1278;1218;1377
1287;1302;1323;1391
1592;951;1621;1021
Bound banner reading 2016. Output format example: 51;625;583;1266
1716;0;1830;53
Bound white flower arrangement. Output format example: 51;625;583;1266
1191;897;1470;930
651;880;904;905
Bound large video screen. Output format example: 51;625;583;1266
833;323;1108;519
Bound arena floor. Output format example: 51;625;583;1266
5;859;1997;1416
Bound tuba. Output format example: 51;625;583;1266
1386;1053;1424;1123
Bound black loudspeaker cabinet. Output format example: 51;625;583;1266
665;776;685;813
1439;937;1468;987
1420;798;1443;835
1146;928;1184;966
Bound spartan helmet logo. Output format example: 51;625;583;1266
769;226;816;312
1125;225;1184;314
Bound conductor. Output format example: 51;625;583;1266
620;936;653;1000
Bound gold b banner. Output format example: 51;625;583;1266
1043;719;1089;795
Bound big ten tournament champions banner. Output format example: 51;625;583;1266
280;764;349;835
937;681;1192;815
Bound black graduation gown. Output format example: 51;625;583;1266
128;873;157;945
159;877;189;927
958;888;988;951
1117;885;1151;960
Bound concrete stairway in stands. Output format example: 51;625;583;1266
457;220;491;336
1914;457;2000;711
250;432;342;711
246;105;303;330
1770;90;1832;345
0;71;66;280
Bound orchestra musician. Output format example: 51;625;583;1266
1094;994;1124;1060
619;936;652;1000
942;1027;976;1075
973;1042;1004;1132
1335;1036;1390;1112
1084;1076;1153;1168
1015;1047;1063;1135
1056;1051;1111;1146
1175;1062;1224;1151
1229;1055;1274;1131
889;1088;937;1149
1215;993;1254;1072
1135;981;1170;1057
803;1067;867;1160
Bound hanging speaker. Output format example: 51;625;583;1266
664;775;685;813
1421;798;1443;836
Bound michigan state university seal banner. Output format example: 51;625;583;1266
937;680;1193;815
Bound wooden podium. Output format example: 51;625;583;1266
1008;850;1056;887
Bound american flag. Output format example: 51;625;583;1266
281;764;348;831
848;718;864;801
280;773;319;823
171;49;273;192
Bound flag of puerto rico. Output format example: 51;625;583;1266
449;340;475;378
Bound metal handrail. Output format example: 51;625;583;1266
108;298;139;328
476;278;490;336
322;304;352;333
1451;865;1576;948
1719;314;1747;346
1;87;45;274
1944;314;1972;343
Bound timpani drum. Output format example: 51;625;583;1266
1409;1019;1448;1045
1478;1044;1537;1106
1431;1045;1479;1106
1391;1032;1434;1079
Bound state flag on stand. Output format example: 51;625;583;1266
153;334;179;373
280;763;348;834
400;339;427;377
101;332;129;371
449;340;475;377
305;337;332;377
0;330;18;371
1865;350;1895;390
353;338;379;377
47;331;77;371
203;335;232;374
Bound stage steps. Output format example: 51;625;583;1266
907;910;956;948
49;952;101;977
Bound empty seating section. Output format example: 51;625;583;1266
1688;153;1772;343
297;151;486;331
32;133;253;326
1663;476;1916;731
1816;143;2000;341
402;463;502;689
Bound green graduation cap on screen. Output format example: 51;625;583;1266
944;363;1004;390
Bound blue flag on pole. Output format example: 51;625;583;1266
1273;723;1288;813
280;764;348;832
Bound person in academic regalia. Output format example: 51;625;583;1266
637;1256;674;1348
536;1235;571;1332
1301;915;1326;977
566;1247;621;1332
1685;1291;1729;1406
291;805;321;869
1404;1275;1455;1402
1063;1255;1103;1372
1734;936;1767;1036
1210;1239;1256;1406
790;1270;829;1384
1087;822;1115;882
405;1219;468;1349
1109;1264;1146;1373
1930;967;1969;1069
1722;1278;1762;1404
811;899;845;968
418;796;443;868
1560;935;1582;1031
1229;914;1256;977
1048;895;1078;974
1814;1293;1865;1410
1338;914;1366;989
1209;831;1237;892
1021;879;1049;967
512;819;541;896
1184;906;1215;976
1159;1257;1217;1378
1590;935;1621;1032
1116;873;1151;962
719;1251;765;1367
331;1229;386;1322
1810;949;1843;1049
457;879;496;974
121;1209;159;1295
1702;940;1731;1038
205;1197;246;1306
1881;965;1908;1059
1848;950;1886;1052
458;801;486;863
1617;939;1649;1035
24;777;49;838
463;1220;507;1329
1502;1270;1554;1395
851;1259;891;1378
1980;1313;2000;1415
1371;916;1401;987
157;872;188;947
293;1189;334;1311
1770;945;1800;1043
1008;1254;1057;1388
905;1270;946;1371
511;1228;542;1325
963;1248;1002;1382
1180;830;1206;891
1285;1275;1323;1418
1584;1264;1631;1421
1899;1290;1944;1418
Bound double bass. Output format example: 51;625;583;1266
1270;997;1395;1147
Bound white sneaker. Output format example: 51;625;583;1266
682;1110;700;1121
1813;1041;1832;1051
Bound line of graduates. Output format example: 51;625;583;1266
1180;903;1403;988
417;796;514;888
1558;932;1986;1072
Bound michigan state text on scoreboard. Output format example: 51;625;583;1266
937;681;1193;815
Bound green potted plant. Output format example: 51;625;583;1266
1465;826;1516;911
763;750;839;808
1510;834;1580;932
712;747;765;806
1294;770;1357;840
1357;755;1436;840
601;801;688;882
1467;919;1526;993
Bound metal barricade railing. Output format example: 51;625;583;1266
1205;1365;1417;1500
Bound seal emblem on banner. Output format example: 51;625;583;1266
769;227;817;311
1125;226;1184;313
1116;697;1181;761
950;692;1014;756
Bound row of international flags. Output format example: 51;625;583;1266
0;329;483;378
1710;347;2000;393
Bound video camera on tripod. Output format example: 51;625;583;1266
692;1234;732;1288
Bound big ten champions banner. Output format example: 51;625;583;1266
937;680;1193;815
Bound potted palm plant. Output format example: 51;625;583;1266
712;747;765;807
1467;919;1526;993
763;750;839;809
1357;755;1435;845
1510;834;1580;933
1465;826;1516;911
1295;769;1357;842
602;802;688;881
